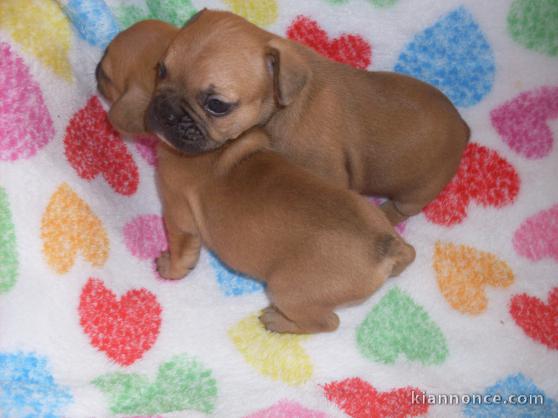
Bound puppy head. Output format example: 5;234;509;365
147;9;311;155
96;20;178;134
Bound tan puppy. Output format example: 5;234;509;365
97;20;416;334
147;9;470;225
96;19;178;134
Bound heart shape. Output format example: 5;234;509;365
463;373;558;417
228;313;313;385
433;242;515;314
490;86;558;159
123;214;168;276
135;135;159;167
357;287;448;365
223;0;278;27
92;354;217;414
287;16;372;69
323;377;428;418
513;204;558;263
62;0;120;49
394;7;495;107
507;0;558;57
0;187;18;293
423;142;520;227
116;0;197;29
0;42;55;161
209;252;264;296
79;278;162;366
245;400;328;418
0;0;72;80
0;352;72;418
510;288;558;350
64;96;139;196
41;183;109;274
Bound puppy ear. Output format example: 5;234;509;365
265;38;310;107
108;85;150;134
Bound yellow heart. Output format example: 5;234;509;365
0;0;72;80
433;242;514;314
223;0;278;27
41;183;109;274
228;313;313;385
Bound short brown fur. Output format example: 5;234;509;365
97;20;416;334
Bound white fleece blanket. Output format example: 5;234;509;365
0;0;557;417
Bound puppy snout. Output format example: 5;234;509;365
148;93;209;154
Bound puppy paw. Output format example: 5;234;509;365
155;251;190;280
259;306;299;334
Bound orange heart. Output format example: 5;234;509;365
433;242;514;314
41;183;109;274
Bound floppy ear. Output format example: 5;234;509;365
265;38;310;107
375;234;416;278
108;85;151;134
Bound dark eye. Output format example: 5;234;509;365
205;98;231;116
157;62;167;80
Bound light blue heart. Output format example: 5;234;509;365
394;7;495;107
463;373;558;418
0;352;72;418
64;0;120;48
208;253;264;297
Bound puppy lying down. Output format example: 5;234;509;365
97;20;416;334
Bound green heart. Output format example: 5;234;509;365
508;0;558;56
0;187;18;293
357;287;448;365
92;354;217;414
116;0;197;29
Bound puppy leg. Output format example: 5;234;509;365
380;200;410;225
260;305;339;334
262;276;340;334
157;215;201;280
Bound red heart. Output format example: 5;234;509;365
423;142;520;226
323;377;428;418
79;278;162;366
64;96;139;196
287;16;372;69
510;287;558;350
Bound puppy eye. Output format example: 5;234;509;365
157;62;167;80
205;98;231;116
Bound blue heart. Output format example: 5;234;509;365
0;352;72;418
463;373;558;417
208;253;264;297
394;7;495;107
64;0;120;48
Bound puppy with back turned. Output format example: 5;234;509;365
150;9;470;225
97;20;416;334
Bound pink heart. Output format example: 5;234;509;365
244;399;328;418
123;214;168;275
135;134;158;167
490;86;558;159
513;204;558;263
0;42;54;161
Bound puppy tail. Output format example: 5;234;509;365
375;234;416;277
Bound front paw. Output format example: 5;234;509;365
156;251;190;280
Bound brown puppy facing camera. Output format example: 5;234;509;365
97;20;416;334
150;9;470;225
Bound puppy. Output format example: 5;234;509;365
96;19;178;134
148;9;470;225
97;20;416;334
